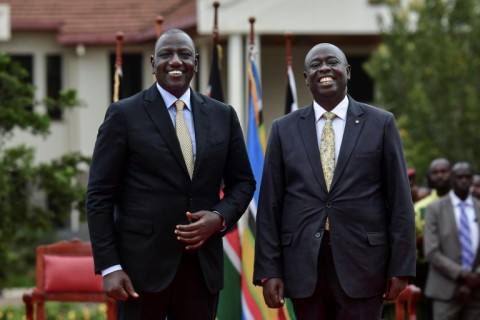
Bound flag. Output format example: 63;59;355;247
208;38;243;320
206;40;224;102
240;45;295;320
284;65;298;114
112;64;122;103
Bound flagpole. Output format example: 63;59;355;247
155;15;164;39
284;32;298;114
212;1;219;41
285;32;292;68
115;32;123;70
248;17;255;52
113;31;124;103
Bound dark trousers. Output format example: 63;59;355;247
291;232;384;320
118;251;219;320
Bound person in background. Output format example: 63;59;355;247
408;168;430;203
253;42;416;319
424;161;480;320
471;175;480;200
87;29;255;319
415;158;452;237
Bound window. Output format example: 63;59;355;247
346;55;374;103
46;54;63;120
109;53;143;102
10;54;33;111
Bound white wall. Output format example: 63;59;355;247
197;0;392;35
0;32;155;163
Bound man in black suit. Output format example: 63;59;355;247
87;29;255;319
253;43;416;319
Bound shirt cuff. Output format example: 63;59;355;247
101;264;123;277
212;210;227;232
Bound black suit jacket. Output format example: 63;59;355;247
253;96;416;299
87;84;255;294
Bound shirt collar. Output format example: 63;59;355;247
313;95;349;123
449;190;474;208
156;83;192;111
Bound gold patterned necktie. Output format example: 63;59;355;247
321;112;336;191
175;100;194;179
321;112;336;231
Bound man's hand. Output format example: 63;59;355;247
383;276;408;301
262;278;285;308
454;284;471;300
103;270;139;301
459;271;480;289
175;210;224;250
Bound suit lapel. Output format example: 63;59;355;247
444;198;461;249
191;91;208;178
331;96;364;190
142;84;189;176
298;105;326;191
473;199;480;263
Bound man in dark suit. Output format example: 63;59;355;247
253;43;416;319
87;29;255;319
424;162;480;319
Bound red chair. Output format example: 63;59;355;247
395;284;421;320
22;239;116;320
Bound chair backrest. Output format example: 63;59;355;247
35;238;103;294
395;284;422;320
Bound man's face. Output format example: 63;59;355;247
303;44;351;108
151;32;198;98
472;179;480;199
429;163;451;190
452;168;473;196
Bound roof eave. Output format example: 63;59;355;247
57;15;197;45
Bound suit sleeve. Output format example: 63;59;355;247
212;105;256;231
382;113;417;278
86;103;127;273
253;120;284;285
424;202;464;280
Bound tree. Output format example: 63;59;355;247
364;0;480;182
0;54;89;286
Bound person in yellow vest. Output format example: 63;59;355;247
415;158;452;237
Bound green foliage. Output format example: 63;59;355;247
0;54;48;139
365;0;480;181
36;153;91;223
0;302;108;320
0;53;90;286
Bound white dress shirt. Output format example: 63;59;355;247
313;95;349;166
450;190;479;256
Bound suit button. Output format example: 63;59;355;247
314;232;321;238
326;202;332;208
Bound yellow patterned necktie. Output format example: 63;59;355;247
175;100;194;179
321;112;336;231
320;112;336;191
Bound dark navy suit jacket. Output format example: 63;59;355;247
87;84;255;294
254;95;416;299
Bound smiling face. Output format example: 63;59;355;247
303;43;351;110
151;30;198;98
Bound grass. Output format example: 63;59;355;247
0;302;108;320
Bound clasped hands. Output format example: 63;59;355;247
455;271;480;300
103;210;223;301
175;210;224;250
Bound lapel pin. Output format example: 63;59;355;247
355;119;360;124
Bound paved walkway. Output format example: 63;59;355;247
0;288;28;308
